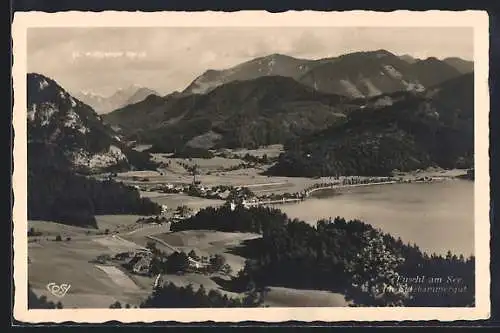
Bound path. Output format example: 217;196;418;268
145;234;179;253
305;180;398;196
246;181;400;207
125;222;171;236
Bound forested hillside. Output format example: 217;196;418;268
268;74;474;177
105;76;357;151
172;204;475;307
27;74;161;227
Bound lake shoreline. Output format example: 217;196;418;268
275;179;474;257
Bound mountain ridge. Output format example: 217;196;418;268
28;72;157;174
104;75;359;152
182;50;466;98
74;85;160;114
27;73;162;228
268;73;474;177
443;57;474;74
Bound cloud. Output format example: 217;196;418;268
289;30;331;57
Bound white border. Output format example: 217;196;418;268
12;10;491;323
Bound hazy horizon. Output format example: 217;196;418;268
27;27;474;96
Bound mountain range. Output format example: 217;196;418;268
25;49;475;226
27;73;157;174
104;50;473;154
104;75;361;152
74;85;159;114
28;48;474;178
182;50;471;98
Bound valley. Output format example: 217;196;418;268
25;47;476;309
28;144;470;308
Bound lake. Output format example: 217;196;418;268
276;180;474;257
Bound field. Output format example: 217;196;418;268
31;146;418;308
115;145;321;196
152;230;260;274
28;236;152;308
145;193;225;212
263;287;350;307
28;215;148;241
28;215;154;308
95;215;147;232
28;220;99;238
29;216;353;308
94;264;141;290
228;144;284;158
28;215;260;308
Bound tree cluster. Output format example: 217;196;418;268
140;282;263;308
28;143;162;228
28;285;63;309
170;205;475;307
269;76;473;177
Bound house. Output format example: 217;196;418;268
188;257;207;270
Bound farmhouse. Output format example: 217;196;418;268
133;256;153;275
125;250;154;275
188;256;208;270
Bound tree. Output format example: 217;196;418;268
176;205;193;217
55;234;62;241
166;251;190;273
96;254;111;264
109;301;122;308
209;254;227;273
28;227;38;236
188;249;200;261
28;285;61;309
146;241;157;252
345;231;410;306
221;263;233;276
187;164;199;184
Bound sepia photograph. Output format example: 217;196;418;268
12;10;490;323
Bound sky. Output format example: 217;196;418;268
27;27;474;96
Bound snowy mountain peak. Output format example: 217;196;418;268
74;85;160;114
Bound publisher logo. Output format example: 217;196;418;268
46;282;71;298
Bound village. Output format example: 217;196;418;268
122;172;447;210
91;230;234;292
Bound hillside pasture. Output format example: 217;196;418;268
152;230;261;274
28;220;98;238
28;236;152;307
